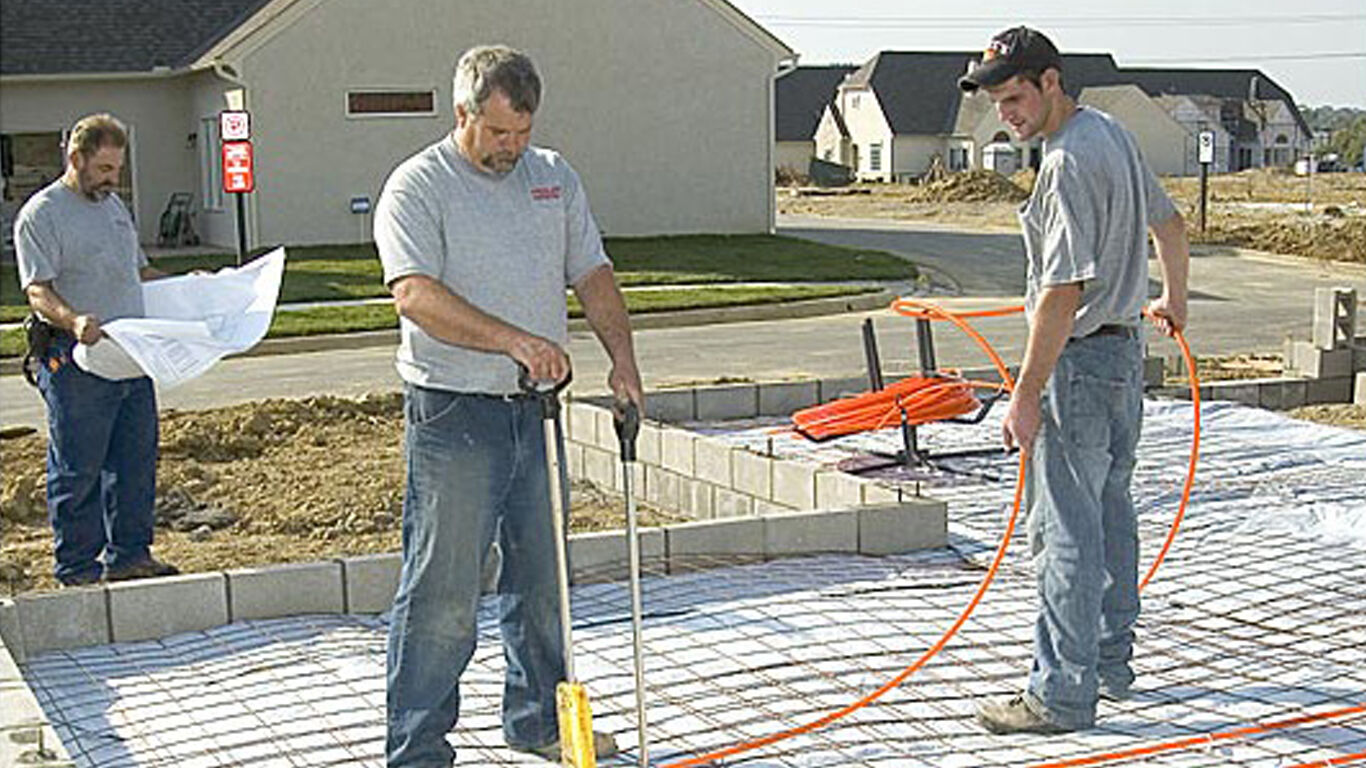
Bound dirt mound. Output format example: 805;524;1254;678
919;170;1029;203
1198;216;1366;263
1;393;679;594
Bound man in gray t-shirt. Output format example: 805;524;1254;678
375;46;639;765
13;113;181;587
959;27;1190;734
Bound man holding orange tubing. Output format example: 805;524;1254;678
959;26;1190;734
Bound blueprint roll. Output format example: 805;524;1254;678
73;337;148;381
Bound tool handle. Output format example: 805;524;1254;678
615;402;640;463
517;363;572;419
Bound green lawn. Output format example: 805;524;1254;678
0;284;879;358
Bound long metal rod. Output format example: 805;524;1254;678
543;417;576;682
623;464;649;766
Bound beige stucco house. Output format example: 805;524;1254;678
774;65;855;177
1;0;794;249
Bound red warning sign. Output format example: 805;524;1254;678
222;141;254;194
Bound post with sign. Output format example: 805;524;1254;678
1197;130;1214;234
220;111;253;265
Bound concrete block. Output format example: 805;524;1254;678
771;460;818;510
693;438;733;487
228;560;344;621
759;380;820;416
1257;377;1308;411
754;498;793;515
15;586;108;654
567;401;597;445
582;446;617;489
0;644;71;767
109;572;228;644
570;528;665;583
764;509;858;557
564;442;586;482
819;375;870;403
1312;287;1356;350
858;501;948;555
694;383;758;421
678;478;714;519
862;483;904;505
636;422;663;466
0;599;25;664
660;429;696;475
614;461;646;496
816;470;866;510
1357;372;1366;405
732;450;772;499
713;488;756;518
646;389;694;423
645;466;684;512
342;553;402;615
1306;376;1353;405
1143;356;1165;389
666;517;764;572
1286;340;1354;379
1208;382;1260;407
592;407;620;452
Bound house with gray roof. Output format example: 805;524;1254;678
799;51;1309;182
2;0;794;249
774;64;856;177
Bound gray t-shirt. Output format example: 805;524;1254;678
374;138;609;394
1018;107;1177;338
14;180;148;321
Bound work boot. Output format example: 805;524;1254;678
58;570;103;588
515;730;619;760
105;556;180;582
976;693;1074;735
1098;680;1133;702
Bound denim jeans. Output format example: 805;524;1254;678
1024;332;1144;729
36;335;159;585
387;384;565;767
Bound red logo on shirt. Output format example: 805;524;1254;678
531;185;562;201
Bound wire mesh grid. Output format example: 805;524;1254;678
19;398;1366;767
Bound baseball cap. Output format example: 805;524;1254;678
959;26;1063;92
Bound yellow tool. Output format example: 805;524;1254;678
522;366;597;767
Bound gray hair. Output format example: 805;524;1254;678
67;113;127;159
452;45;541;116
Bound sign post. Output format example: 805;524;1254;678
219;111;254;265
1197;130;1214;234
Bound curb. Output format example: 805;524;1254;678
0;289;898;376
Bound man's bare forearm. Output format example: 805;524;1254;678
574;265;636;368
390;274;527;355
25;283;81;331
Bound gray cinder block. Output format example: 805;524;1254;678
666;517;764;573
342;553;402;615
109;572;228;643
1257;378;1308;411
857;501;948;555
816;470;865;509
764;509;858;557
0;599;23;663
1306;376;1353;405
227;561;344;621
759;380;820;416
566;401;597;445
693;438;733;487
732;450;772;499
1356;372;1366;405
569;528;664;583
819;375;870;403
660;429;696;475
1286;339;1353;379
1312;287;1356;350
771;460;817;510
1143;356;1165;389
636;422;663;466
1208;382;1260;407
15;586;108;654
646;389;694;423
694;383;758;421
713;488;756;518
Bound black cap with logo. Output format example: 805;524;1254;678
959;26;1063;92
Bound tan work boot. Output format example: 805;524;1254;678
976;693;1074;735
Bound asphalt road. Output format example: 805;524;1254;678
3;215;1364;432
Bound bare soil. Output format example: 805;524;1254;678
779;168;1366;264
0;394;684;596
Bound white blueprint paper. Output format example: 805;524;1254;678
73;248;286;388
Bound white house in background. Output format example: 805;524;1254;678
801;51;1309;182
1;0;794;249
774;65;856;177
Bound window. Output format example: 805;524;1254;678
949;147;968;171
200;117;223;211
346;90;436;117
869;142;882;171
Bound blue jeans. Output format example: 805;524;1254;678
386;384;566;767
1024;332;1143;729
36;336;159;584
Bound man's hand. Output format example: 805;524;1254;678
1145;294;1187;338
508;332;570;384
1002;390;1042;452
608;360;645;414
72;314;103;345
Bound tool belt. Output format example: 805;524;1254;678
21;314;69;387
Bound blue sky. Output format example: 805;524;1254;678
729;0;1366;109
